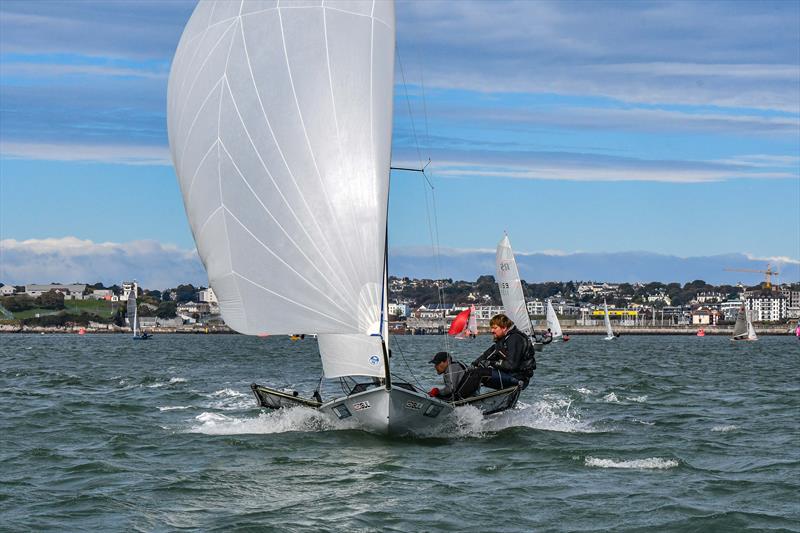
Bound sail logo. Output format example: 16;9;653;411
500;262;511;272
369;355;380;366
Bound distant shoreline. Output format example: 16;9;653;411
1;326;795;336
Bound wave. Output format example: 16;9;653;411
188;408;359;435
585;456;679;469
711;425;739;432
202;388;253;410
603;392;620;403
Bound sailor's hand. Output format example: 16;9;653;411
428;387;440;397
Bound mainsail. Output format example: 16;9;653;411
745;307;758;341
496;235;533;336
545;300;562;340
467;304;478;336
732;305;748;340
603;300;614;339
127;292;138;337
168;1;395;377
733;304;758;341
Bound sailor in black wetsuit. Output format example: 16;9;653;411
471;314;530;390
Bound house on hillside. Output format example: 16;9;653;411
25;284;87;300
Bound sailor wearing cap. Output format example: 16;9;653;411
428;351;469;400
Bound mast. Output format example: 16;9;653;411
382;222;391;390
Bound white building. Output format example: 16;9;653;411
25;284;86;300
0;285;17;296
388;302;410;317
720;300;743;320
121;281;138;302
526;299;545;316
198;287;218;304
473;305;506;320
696;291;723;304
747;294;787;322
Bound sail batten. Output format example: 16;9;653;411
169;0;395;341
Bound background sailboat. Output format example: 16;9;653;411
448;304;477;339
545;299;563;342
496;235;544;354
603;299;616;340
496;235;533;336
732;304;758;341
127;291;150;340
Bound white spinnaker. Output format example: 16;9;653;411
546;300;562;339
496;235;533;336
167;1;395;343
603;300;614;338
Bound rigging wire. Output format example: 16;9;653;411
389;337;425;390
393;43;454;387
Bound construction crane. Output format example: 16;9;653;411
723;263;779;289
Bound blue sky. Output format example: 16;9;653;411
1;0;798;288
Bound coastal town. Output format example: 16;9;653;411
1;276;798;335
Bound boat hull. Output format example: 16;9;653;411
455;385;521;415
252;382;523;435
319;386;453;436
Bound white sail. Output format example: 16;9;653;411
546;300;562;340
745;306;758;341
468;304;478;336
732;305;748;340
168;0;395;342
127;292;138;337
603;300;614;340
496;235;532;336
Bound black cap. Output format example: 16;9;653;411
429;351;450;364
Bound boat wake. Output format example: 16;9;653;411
446;394;601;437
185;389;598;437
188;407;360;435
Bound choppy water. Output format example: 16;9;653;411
1;333;798;532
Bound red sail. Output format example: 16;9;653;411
448;308;471;336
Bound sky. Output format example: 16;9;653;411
1;0;798;288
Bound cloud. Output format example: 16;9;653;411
0;237;207;289
398;0;800;112
392;147;796;183
0;141;171;165
0;1;195;59
388;248;800;284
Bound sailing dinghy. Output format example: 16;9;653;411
496;234;545;353
731;304;758;341
127;290;151;340
168;0;515;434
448;304;477;339
603;299;616;340
545;300;563;342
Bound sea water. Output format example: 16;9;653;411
1;334;797;531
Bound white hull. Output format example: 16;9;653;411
319;386;453;436
253;382;523;436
